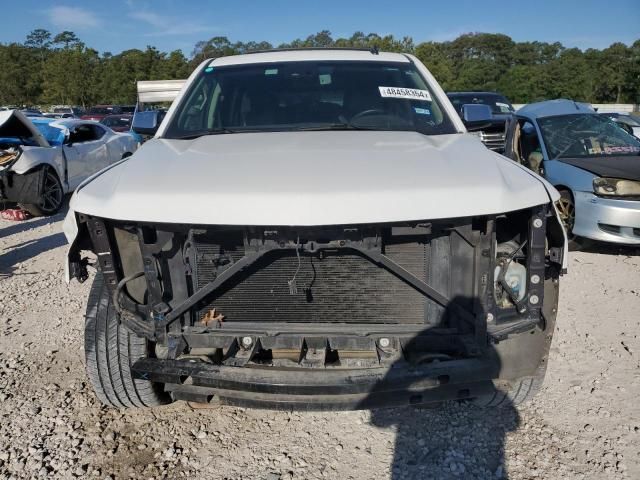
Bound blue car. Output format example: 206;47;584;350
505;99;640;248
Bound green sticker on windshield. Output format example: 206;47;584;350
319;74;332;85
265;68;278;75
205;67;214;73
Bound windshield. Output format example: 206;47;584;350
448;94;514;114
538;114;640;159
102;116;131;128
164;61;456;139
32;121;66;146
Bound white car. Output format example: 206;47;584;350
0;110;138;215
65;49;568;411
601;112;640;139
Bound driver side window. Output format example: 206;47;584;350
517;120;543;175
69;124;103;144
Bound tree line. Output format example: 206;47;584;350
1;29;638;107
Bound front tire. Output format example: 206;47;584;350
19;166;64;216
472;375;545;408
557;189;583;251
84;273;170;408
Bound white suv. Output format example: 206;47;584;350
64;49;567;410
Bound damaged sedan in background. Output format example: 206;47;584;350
64;49;568;411
0;110;139;216
505;100;640;248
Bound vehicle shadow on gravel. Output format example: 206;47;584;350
0;201;69;275
0;232;68;275
0;200;69;240
366;297;520;479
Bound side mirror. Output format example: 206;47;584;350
461;104;493;131
132;111;161;136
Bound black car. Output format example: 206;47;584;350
447;92;515;152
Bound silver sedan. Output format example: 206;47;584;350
505;99;640;247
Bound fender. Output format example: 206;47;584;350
9;146;69;193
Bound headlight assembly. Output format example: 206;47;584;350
593;177;640;197
0;147;20;169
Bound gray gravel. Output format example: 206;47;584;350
1;207;639;479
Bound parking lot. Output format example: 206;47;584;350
0;206;638;479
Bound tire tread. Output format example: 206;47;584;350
84;273;169;408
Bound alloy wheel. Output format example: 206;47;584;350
39;168;63;214
556;195;575;234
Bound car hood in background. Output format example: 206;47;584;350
71;131;554;225
558;156;640;182
0;110;49;147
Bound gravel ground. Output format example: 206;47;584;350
1;207;639;480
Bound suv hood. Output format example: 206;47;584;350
71;131;554;225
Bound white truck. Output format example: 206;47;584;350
64;49;567;410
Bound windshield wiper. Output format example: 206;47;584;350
171;127;241;140
295;123;384;132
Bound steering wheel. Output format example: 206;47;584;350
350;109;387;122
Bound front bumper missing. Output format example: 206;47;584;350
132;356;498;410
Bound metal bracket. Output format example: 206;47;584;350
301;338;327;368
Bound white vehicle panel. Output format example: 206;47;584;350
71;131;553;225
8;146;64;177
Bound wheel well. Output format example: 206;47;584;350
554;185;573;199
554;184;571;194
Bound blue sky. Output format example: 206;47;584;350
2;0;638;56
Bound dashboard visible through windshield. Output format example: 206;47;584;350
164;60;456;139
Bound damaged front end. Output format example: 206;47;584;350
0;145;47;205
0;110;53;206
66;205;565;409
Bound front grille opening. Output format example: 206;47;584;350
251;348;273;365
192;222;482;326
326;348;340;366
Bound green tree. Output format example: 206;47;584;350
545;48;591;101
414;42;454;88
0;29;638;108
53;31;83;49
0;43;41;105
498;65;550;103
41;44;100;106
588;43;634;102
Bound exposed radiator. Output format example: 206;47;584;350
191;228;473;325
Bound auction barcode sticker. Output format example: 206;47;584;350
379;86;432;102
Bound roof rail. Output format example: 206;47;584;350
228;46;384;55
